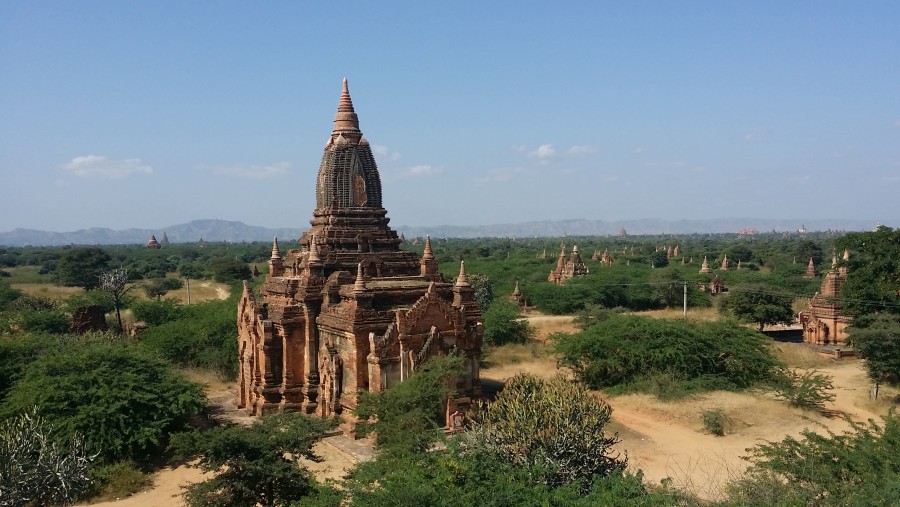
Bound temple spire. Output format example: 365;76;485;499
308;235;321;264
455;260;470;287
354;262;366;292
422;235;434;261
271;237;281;260
332;78;361;138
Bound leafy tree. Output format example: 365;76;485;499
178;261;205;280
835;226;900;316
848;313;900;386
142;277;183;300
469;273;493;310
794;239;824;267
730;411;900;506
131;298;185;326
56;248;111;289
650;250;668;268
99;268;134;332
720;284;795;332
555;315;781;396
482;300;534;346
206;258;251;283
355;355;464;454
468;374;626;488
1;343;205;463
0;407;94;507
169;412;333;507
0;283;21;311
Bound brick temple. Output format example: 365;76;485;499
237;80;483;428
800;251;851;345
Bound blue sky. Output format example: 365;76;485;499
1;1;898;232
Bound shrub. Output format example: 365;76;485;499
468;374;626;488
0;343;205;464
19;309;70;334
701;409;734;436
84;461;153;501
731;411;900;506
482;300;534;346
0;407;94;506
131;298;185;326
555;315;782;396
772;369;836;412
355;355;464;454
169;412;333;507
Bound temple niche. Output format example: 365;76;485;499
800;251;851;345
548;243;588;284
237;80;483;430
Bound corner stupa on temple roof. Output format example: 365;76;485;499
237;80;483;430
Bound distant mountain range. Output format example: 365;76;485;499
0;217;892;247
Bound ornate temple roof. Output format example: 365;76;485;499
315;79;383;209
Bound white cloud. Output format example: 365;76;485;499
474;167;528;184
62;155;153;179
402;165;441;177
372;144;401;161
206;161;291;179
743;129;768;142
567;145;598;156
529;144;556;159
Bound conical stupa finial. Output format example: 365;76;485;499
308;235;321;263
455;260;470;287
422;235;434;261
271;237;281;260
354;262;366;292
332;78;360;137
512;280;521;297
843;249;849;261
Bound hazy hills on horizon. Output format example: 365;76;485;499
0;217;891;247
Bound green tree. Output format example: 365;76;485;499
730;411;900;506
482;300;534;346
794;239;824;267
468;374;626;488
0;282;22;311
56;248;111;289
0;407;94;507
720;284;795;332
355;355;464;454
142;277;183;300
835;226;900;316
207;258;251;283
848;313;900;386
169;412;333;507
469;273;493;311
1;343;205;463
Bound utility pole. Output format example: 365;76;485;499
683;281;688;317
186;278;191;305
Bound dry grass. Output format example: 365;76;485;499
772;342;833;369
634;306;720;322
11;283;84;300
130;279;230;303
521;313;577;340
4;265;51;284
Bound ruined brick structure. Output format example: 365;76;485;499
548;244;588;284
237;80;483;427
800;251;851;345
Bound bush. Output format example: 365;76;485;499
169;412;333;507
84;461;153;501
701;409;734;436
137;298;238;378
468;374;626;488
0;343;205;464
482;300;534;346
206;258;250;283
731;411;900;506
131;298;185;326
772;369;836;412
555;315;782;396
19;309;70;334
0;407;94;506
355;355;464;454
